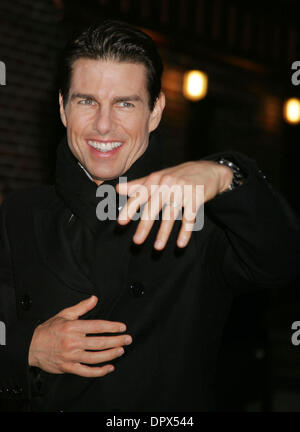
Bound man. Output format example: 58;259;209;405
0;20;299;412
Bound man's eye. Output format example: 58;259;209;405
79;99;95;105
118;101;134;108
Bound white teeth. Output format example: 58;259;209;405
88;140;123;152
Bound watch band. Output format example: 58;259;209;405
216;158;245;193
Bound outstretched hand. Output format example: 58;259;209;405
116;160;232;250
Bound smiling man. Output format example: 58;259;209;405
0;20;299;412
60;58;165;183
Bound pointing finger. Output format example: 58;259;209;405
73;319;127;334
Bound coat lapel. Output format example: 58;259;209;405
33;202;137;315
33;204;97;296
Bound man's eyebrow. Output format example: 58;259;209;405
70;93;143;103
112;95;142;103
70;93;96;101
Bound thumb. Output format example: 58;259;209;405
116;178;146;196
58;295;98;320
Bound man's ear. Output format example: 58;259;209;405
59;92;67;127
148;92;166;133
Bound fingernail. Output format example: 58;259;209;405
118;215;128;223
154;239;164;249
133;232;145;243
108;365;115;372
119;324;126;332
177;238;187;247
118;348;124;356
125;336;132;344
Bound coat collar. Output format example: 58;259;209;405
54;132;163;234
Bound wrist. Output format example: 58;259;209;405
216;163;234;194
216;158;245;194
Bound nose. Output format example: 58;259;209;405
94;105;114;136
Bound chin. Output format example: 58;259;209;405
91;169;120;182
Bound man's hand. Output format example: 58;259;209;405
116;160;233;250
28;296;132;377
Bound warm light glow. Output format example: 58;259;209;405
183;70;208;101
283;98;300;124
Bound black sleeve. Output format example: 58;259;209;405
0;199;38;402
200;151;300;294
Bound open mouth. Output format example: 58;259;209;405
87;140;124;153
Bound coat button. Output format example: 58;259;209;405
258;169;267;180
128;281;145;298
20;294;32;311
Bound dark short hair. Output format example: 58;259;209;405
59;20;163;111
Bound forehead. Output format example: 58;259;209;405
70;58;148;97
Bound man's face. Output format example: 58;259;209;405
59;58;165;185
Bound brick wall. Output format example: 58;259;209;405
0;0;64;200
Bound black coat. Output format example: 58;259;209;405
0;144;299;412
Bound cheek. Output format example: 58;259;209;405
68;112;93;135
119;113;149;138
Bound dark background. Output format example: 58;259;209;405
0;0;300;411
